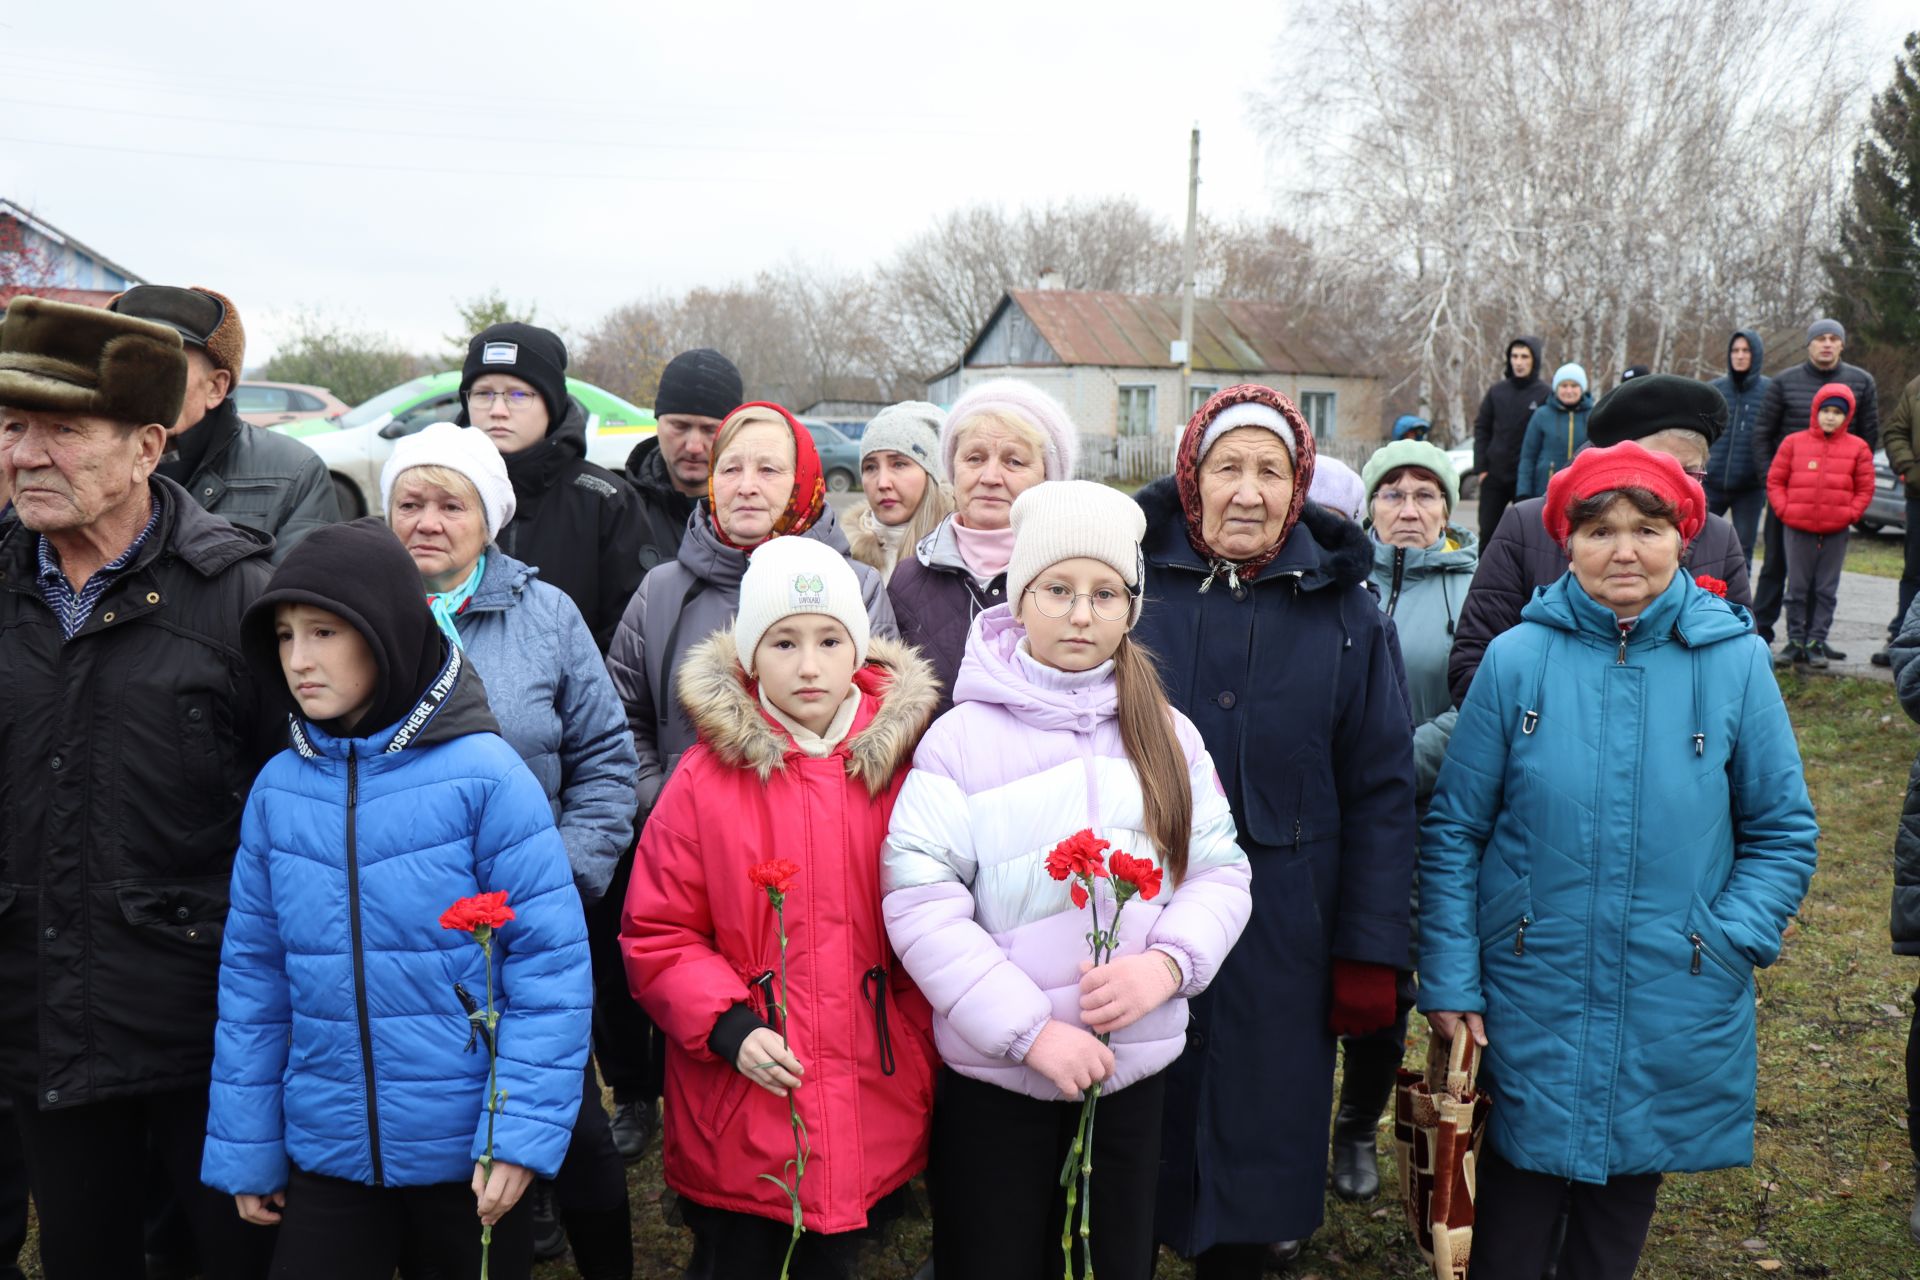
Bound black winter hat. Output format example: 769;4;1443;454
459;322;569;428
241;517;446;738
1587;373;1727;449
654;347;742;420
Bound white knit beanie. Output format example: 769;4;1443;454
860;401;946;481
734;536;871;676
1006;481;1148;626
942;379;1079;482
1196;400;1296;464
380;421;517;540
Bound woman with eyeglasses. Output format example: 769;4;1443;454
1315;439;1481;1208
1132;386;1418;1277
1446;374;1754;708
456;322;647;654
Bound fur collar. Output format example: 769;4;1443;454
675;631;939;796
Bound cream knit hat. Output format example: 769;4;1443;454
380;421;518;540
861;400;947;481
734;535;871;676
1006;481;1148;626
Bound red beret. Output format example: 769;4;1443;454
1542;441;1706;547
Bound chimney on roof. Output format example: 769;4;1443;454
1036;266;1062;291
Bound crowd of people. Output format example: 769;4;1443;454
8;282;1920;1280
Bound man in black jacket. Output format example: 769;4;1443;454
1471;335;1550;546
109;285;340;563
1448;374;1751;707
0;297;276;1279
1749;318;1880;651
621;347;742;573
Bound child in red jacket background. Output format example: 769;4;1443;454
1767;382;1874;668
620;535;939;1279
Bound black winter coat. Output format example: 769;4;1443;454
1753;358;1881;476
1888;603;1920;952
621;437;696;575
1472;336;1548;482
171;399;341;564
887;516;1010;716
0;479;273;1109
1445;496;1752;708
489;399;647;654
1131;482;1417;1253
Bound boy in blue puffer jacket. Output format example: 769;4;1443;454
1514;363;1593;498
201;518;592;1280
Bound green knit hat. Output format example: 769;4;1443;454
1360;439;1459;512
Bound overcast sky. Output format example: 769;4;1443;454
5;1;1915;371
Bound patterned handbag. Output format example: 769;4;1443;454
1393;1029;1492;1280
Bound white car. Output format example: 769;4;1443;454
282;372;656;518
1444;444;1480;500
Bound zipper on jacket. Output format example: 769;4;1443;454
344;752;385;1185
1689;933;1704;975
1385;548;1406;616
1513;917;1530;956
1616;623;1630;665
1292;818;1302;856
862;966;896;1077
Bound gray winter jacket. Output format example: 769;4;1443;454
606;503;897;812
455;551;638;902
1368;524;1479;798
178;399;340;563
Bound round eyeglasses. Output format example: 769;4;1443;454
1024;583;1134;621
468;389;541;410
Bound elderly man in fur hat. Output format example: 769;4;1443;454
0;296;277;1279
109;285;340;562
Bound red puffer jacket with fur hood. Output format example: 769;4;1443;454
621;632;939;1234
1767;382;1875;536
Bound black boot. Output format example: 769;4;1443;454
1330;1039;1401;1201
563;1204;635;1280
609;1098;658;1162
530;1181;567;1261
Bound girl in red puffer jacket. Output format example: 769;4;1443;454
1766;382;1874;667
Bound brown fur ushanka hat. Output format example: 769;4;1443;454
0;295;187;428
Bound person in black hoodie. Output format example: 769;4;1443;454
1706;329;1772;562
1470;336;1549;546
1748;318;1880;654
621;348;742;574
456;323;645;654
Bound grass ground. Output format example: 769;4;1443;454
1847;531;1906;581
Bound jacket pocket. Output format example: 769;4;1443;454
1683;893;1751;985
1478;875;1532;953
117;880;229;952
695;1055;754;1140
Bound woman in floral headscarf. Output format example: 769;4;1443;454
1135;385;1417;1278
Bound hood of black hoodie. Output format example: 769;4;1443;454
1505;335;1545;387
1728;328;1766;390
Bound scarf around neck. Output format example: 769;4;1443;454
425;554;487;648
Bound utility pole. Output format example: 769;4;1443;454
1175;126;1200;432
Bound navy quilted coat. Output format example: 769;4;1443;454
202;646;593;1193
1418;571;1817;1182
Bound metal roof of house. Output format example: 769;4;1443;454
0;199;146;289
968;289;1366;378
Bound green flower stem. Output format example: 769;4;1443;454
479;931;498;1280
774;899;805;1280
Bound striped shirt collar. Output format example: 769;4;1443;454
36;495;163;640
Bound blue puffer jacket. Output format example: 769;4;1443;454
1418;571;1817;1183
1709;328;1772;492
457;552;637;903
1514;393;1592;499
202;646;593;1194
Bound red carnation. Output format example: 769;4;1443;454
748;858;801;899
1045;830;1112;884
1694;574;1728;599
439;891;514;934
1109;852;1163;902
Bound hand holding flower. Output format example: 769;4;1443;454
233;1192;284;1226
737;1025;806;1097
1078;951;1182;1036
470;1159;533;1226
1022;1019;1116;1100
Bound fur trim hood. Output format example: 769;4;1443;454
675;632;938;796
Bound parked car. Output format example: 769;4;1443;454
233;381;349;428
274;370;655;517
1444;443;1480;501
801;418;860;493
1860;448;1908;535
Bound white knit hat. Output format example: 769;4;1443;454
942;379;1079;482
734;536;871;676
1006;481;1148;626
860;401;946;481
380;421;517;540
1197;400;1296;464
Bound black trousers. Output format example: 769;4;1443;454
1753;509;1788;640
553;1058;628;1212
931;1066;1166;1280
1469;1147;1661;1280
0;1103;23;1280
10;1085;277;1280
1907;981;1920;1163
1478;472;1517;548
270;1166;532;1280
679;1195;881;1280
1895;494;1920;640
589;844;664;1103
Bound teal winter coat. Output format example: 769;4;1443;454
1368;524;1478;798
1515;394;1593;499
1417;571;1816;1183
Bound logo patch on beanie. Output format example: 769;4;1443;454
482;342;519;365
790;573;827;609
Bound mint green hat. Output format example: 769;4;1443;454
1360;439;1460;512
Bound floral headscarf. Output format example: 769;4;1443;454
1175;384;1318;585
708;402;827;550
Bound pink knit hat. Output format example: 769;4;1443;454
941;379;1078;482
